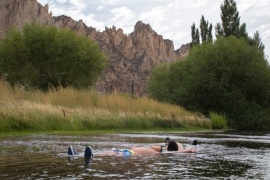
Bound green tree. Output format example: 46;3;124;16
215;0;265;53
207;23;213;43
195;29;200;45
191;23;200;46
148;36;270;130
216;0;240;37
215;23;223;38
248;31;265;52
238;23;248;39
200;16;208;42
191;16;213;46
0;23;108;91
147;63;172;102
182;37;270;130
200;15;213;43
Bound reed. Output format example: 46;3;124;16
0;79;211;132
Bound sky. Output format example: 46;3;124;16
38;0;270;59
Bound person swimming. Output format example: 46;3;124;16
165;137;197;153
68;138;197;157
68;145;162;157
165;137;197;145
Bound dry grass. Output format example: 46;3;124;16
0;79;211;132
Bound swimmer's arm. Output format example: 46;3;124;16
178;148;196;153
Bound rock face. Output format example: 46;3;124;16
0;0;52;38
0;0;189;96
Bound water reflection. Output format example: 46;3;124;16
0;131;269;179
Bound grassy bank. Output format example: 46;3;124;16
0;79;211;132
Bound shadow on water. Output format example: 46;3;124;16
0;131;269;179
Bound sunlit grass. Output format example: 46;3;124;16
209;112;228;129
0;79;211;132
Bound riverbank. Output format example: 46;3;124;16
0;79;211;133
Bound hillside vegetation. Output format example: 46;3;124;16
148;36;270;131
0;79;210;132
147;0;269;131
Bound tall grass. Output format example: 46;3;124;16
0;79;211;132
209;112;227;129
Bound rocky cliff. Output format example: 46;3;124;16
0;0;189;96
0;0;52;38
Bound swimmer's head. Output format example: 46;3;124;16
167;141;178;151
191;140;197;145
165;137;171;146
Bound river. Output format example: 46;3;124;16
0;131;269;179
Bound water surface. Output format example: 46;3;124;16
0;131;269;179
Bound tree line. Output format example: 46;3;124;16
147;0;270;131
191;0;265;52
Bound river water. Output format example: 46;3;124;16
0;131;269;179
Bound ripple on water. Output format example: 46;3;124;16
0;132;269;179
